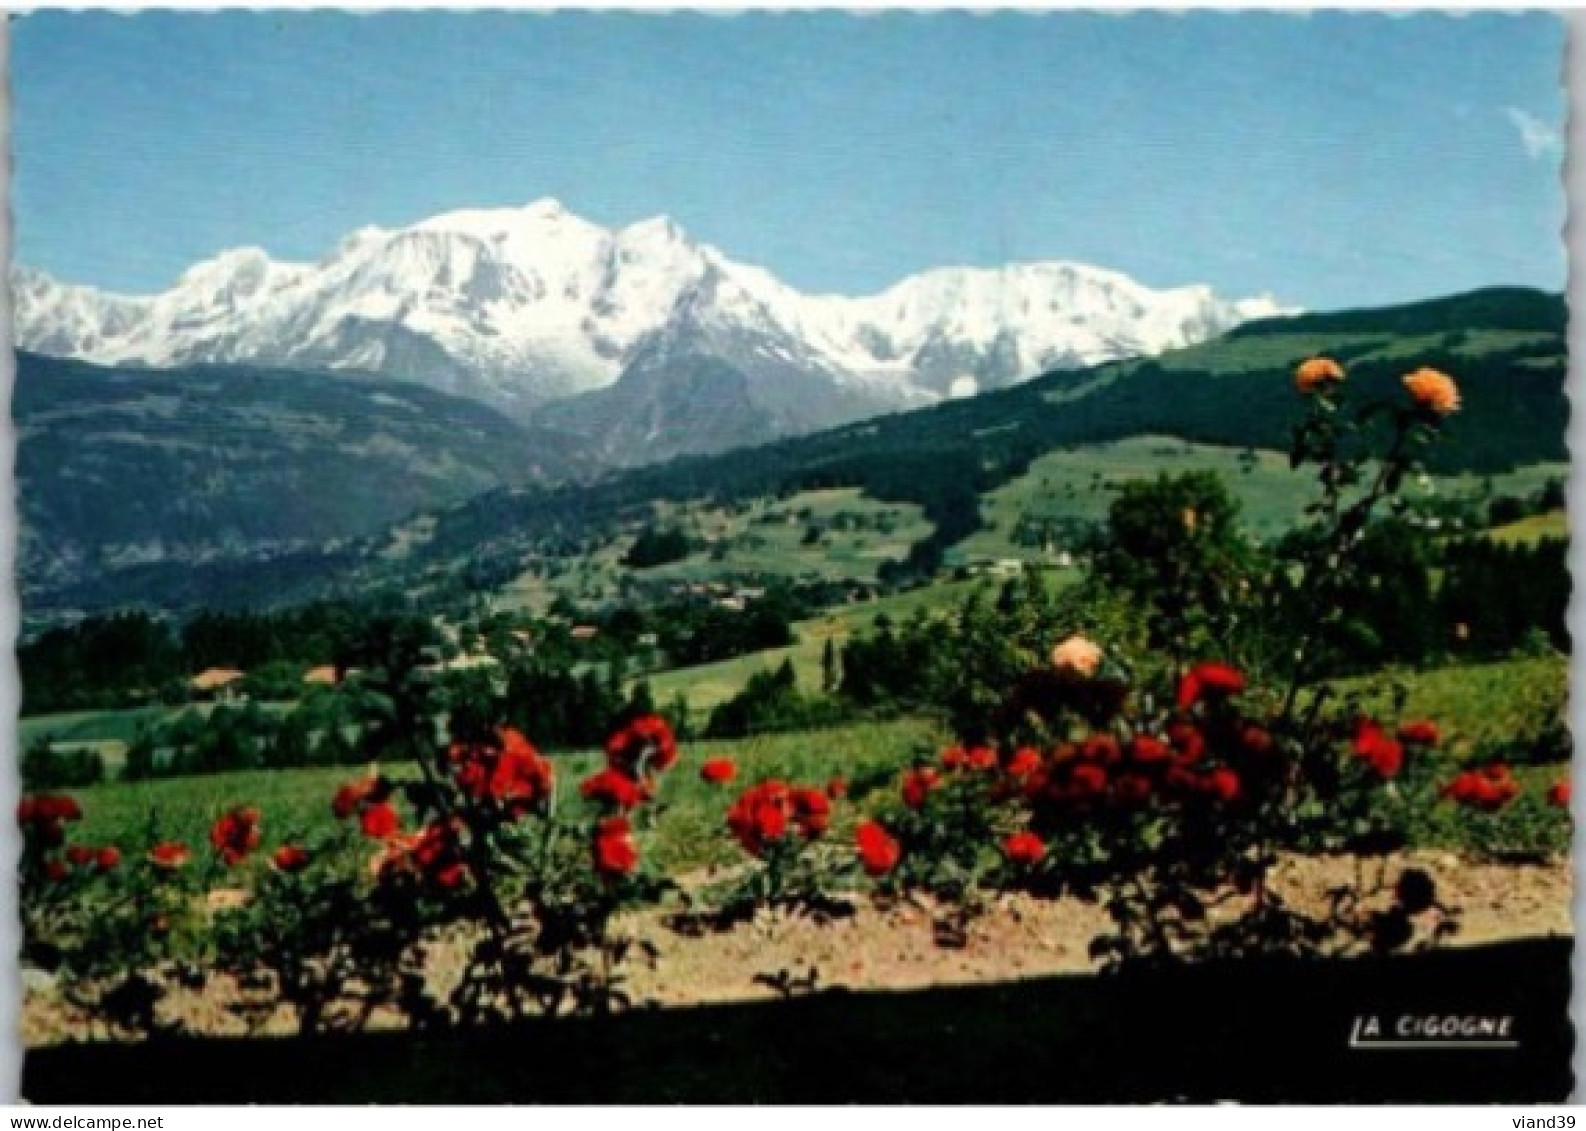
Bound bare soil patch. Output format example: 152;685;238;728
23;849;1570;1046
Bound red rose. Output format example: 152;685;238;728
855;820;901;877
271;844;311;873
1202;767;1242;804
726;781;830;857
1020;767;1053;802
95;846;121;872
1396;720;1440;746
379;820;470;890
209;806;263;867
490;728;556;814
448;728;556;816
943;745;997;772
901;767;942;809
593;816;640;878
360;801;402;840
331;776;382;820
1080;734;1122;764
1176;662;1246;710
606;715;679;775
418;830;469;891
1128;735;1173;766
700;757;738;785
1006;747;1044;779
1050;742;1080;764
1548;780;1571;809
1069;762;1109;797
149;842;190;871
1442;771;1479;806
1353;721;1405;779
66;845;95;868
19;795;82;850
726;781;795;857
580;768;648;811
791;787;831;837
1002;831;1046;867
44;859;69;884
1240;726;1274;756
1443;765;1519;811
33;795;83;823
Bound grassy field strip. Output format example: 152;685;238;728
1487;510;1567;546
20;701;296;752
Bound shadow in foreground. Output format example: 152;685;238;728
25;937;1574;1103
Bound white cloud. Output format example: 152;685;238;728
1505;107;1563;161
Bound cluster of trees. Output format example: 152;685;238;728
652;599;797;668
623;525;692;569
118;695;365;782
702;660;848;740
19;600;411;715
496;662;654;750
19;613;186;715
1438;537;1569;658
21;738;106;791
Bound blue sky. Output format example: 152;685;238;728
12;11;1566;310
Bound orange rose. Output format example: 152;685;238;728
1050;634;1103;679
1294;357;1345;394
1402;367;1461;415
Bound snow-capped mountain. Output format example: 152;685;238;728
15;199;1289;458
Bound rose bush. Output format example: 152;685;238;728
832;359;1541;967
25;712;686;1036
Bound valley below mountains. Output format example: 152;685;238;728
11;285;1567;624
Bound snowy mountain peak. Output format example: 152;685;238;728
15;201;1293;437
523;196;570;218
620;214;687;245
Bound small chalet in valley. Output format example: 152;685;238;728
190;668;246;703
303;665;340;687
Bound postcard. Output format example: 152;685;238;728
10;10;1572;1103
